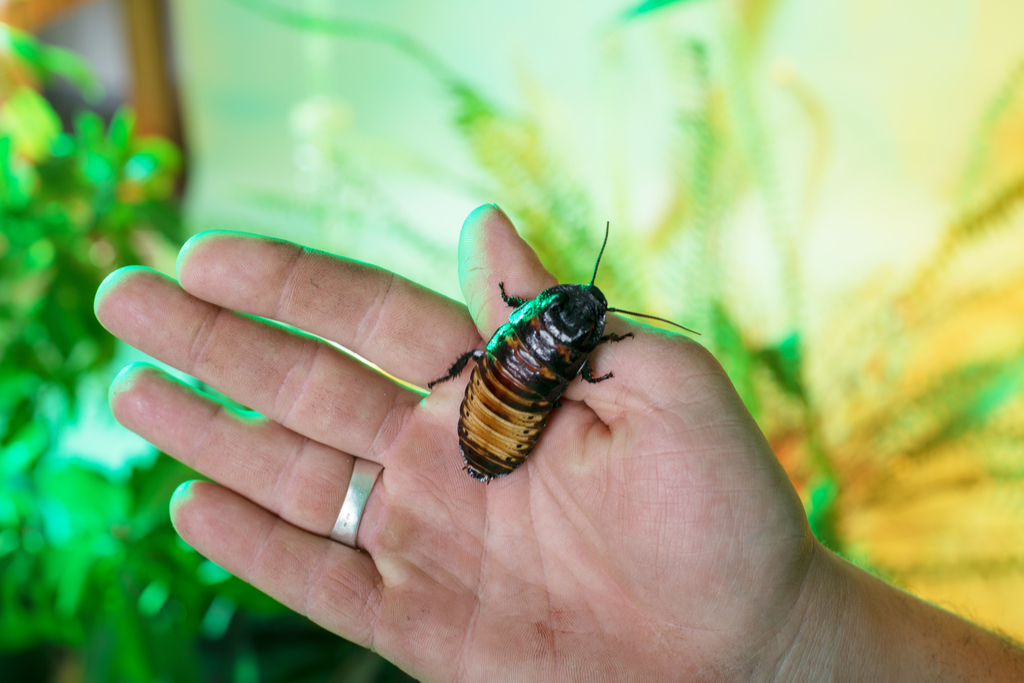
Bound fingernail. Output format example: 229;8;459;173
93;265;145;321
491;203;511;223
108;363;143;406
170;480;197;527
175;232;204;278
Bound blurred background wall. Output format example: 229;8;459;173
2;0;1023;680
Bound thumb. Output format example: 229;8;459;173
458;204;557;337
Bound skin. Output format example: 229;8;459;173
95;205;1024;682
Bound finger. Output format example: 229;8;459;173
458;204;557;337
454;207;712;417
110;362;360;535
95;267;416;461
562;322;721;418
455;205;618;411
170;480;382;649
175;230;481;389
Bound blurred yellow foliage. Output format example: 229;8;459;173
452;6;1024;641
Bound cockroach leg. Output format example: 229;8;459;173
581;361;613;384
596;332;634;346
499;282;529;309
428;349;484;389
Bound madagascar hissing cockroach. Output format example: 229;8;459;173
428;222;698;483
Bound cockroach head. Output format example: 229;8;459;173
540;283;607;347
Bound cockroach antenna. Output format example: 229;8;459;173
591;221;699;335
605;308;701;336
589;221;610;286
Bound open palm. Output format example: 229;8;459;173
96;205;817;682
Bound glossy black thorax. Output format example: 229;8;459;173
488;283;607;372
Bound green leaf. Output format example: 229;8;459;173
131;136;181;171
622;0;712;20
73;111;105;153
2;24;43;77
127;454;197;538
36;45;104;103
1;25;102;101
197;560;232;586
137;580;170;616
199;594;235;639
0;397;36;452
81;150;116;188
805;475;842;552
53;548;93;617
107;108;136;154
1;420;48;475
0;528;19;554
49;133;76;159
0;89;61;162
137;202;183;241
25;238;55;270
709;304;761;418
0;376;41;429
122;151;160;182
756;333;805;399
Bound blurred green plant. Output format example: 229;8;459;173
0;23;419;683
0;19;192;680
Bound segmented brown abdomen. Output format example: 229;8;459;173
457;342;566;482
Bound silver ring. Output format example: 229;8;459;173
330;458;383;547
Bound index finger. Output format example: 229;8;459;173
175;229;482;389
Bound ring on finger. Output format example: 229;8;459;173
329;458;383;548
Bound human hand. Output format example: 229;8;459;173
93;205;833;681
